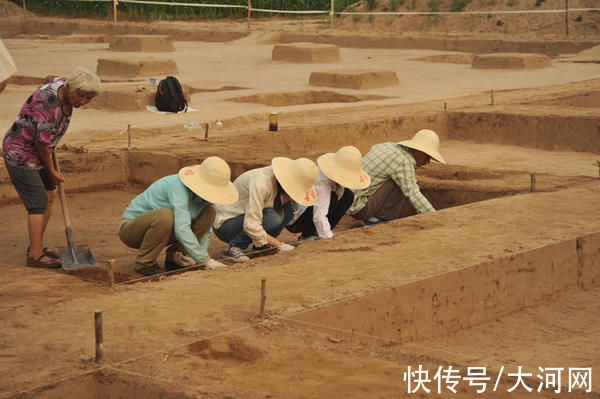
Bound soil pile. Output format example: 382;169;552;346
188;336;264;362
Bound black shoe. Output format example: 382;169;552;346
136;264;161;276
164;259;185;271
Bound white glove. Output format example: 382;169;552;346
278;242;295;252
203;258;226;270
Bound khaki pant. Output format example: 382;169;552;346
119;206;215;270
351;179;413;221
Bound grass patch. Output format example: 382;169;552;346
449;0;472;12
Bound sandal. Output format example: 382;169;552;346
26;254;62;269
26;246;60;259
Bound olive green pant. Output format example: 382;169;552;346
351;179;410;221
118;205;215;270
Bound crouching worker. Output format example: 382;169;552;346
2;67;101;268
287;146;370;240
118;157;238;276
347;129;446;225
213;157;318;263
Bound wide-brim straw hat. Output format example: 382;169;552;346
272;157;318;206
317;146;370;189
179;156;238;205
398;129;446;164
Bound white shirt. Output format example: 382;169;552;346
213;166;278;247
0;40;17;83
289;168;344;239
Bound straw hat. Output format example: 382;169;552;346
178;156;238;205
398;129;446;164
271;157;318;206
317;146;370;189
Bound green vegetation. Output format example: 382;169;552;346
427;0;439;24
496;19;504;26
506;0;517;6
411;0;417;10
368;14;375;22
8;0;359;20
574;15;583;22
389;0;398;12
534;0;545;7
449;0;471;12
366;0;378;10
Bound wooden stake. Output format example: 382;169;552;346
204;123;209;141
127;124;131;150
113;0;118;23
22;0;26;11
330;0;334;29
107;259;115;288
530;173;536;192
594;160;600;177
565;0;569;37
259;279;266;319
490;89;494;106
94;311;103;363
247;0;251;29
443;102;447;112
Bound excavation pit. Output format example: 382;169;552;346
309;69;399;90
227;90;392;106
109;35;175;52
272;42;340;63
96;57;178;80
472;53;552;69
417;53;474;64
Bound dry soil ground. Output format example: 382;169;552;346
0;9;599;399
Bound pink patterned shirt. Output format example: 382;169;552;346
2;77;72;169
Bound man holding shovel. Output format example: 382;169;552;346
118;157;238;276
347;129;446;225
2;67;101;268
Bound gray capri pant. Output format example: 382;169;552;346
4;158;56;215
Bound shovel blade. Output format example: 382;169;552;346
57;245;97;270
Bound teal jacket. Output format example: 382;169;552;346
122;174;210;263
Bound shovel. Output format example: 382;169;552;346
52;152;97;269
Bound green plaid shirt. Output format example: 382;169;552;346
348;142;435;215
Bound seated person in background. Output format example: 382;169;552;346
3;67;101;268
213;157;318;263
287;146;370;240
347;129;446;225
118;157;238;276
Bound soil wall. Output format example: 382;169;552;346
288;231;600;342
447;110;600;152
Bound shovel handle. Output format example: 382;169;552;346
52;152;75;252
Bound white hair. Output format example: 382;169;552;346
66;66;102;95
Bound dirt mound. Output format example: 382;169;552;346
472;53;552;69
0;0;33;17
188;336;264;362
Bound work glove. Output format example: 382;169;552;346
203;258;226;270
278;242;295;252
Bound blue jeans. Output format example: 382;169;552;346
214;202;294;249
